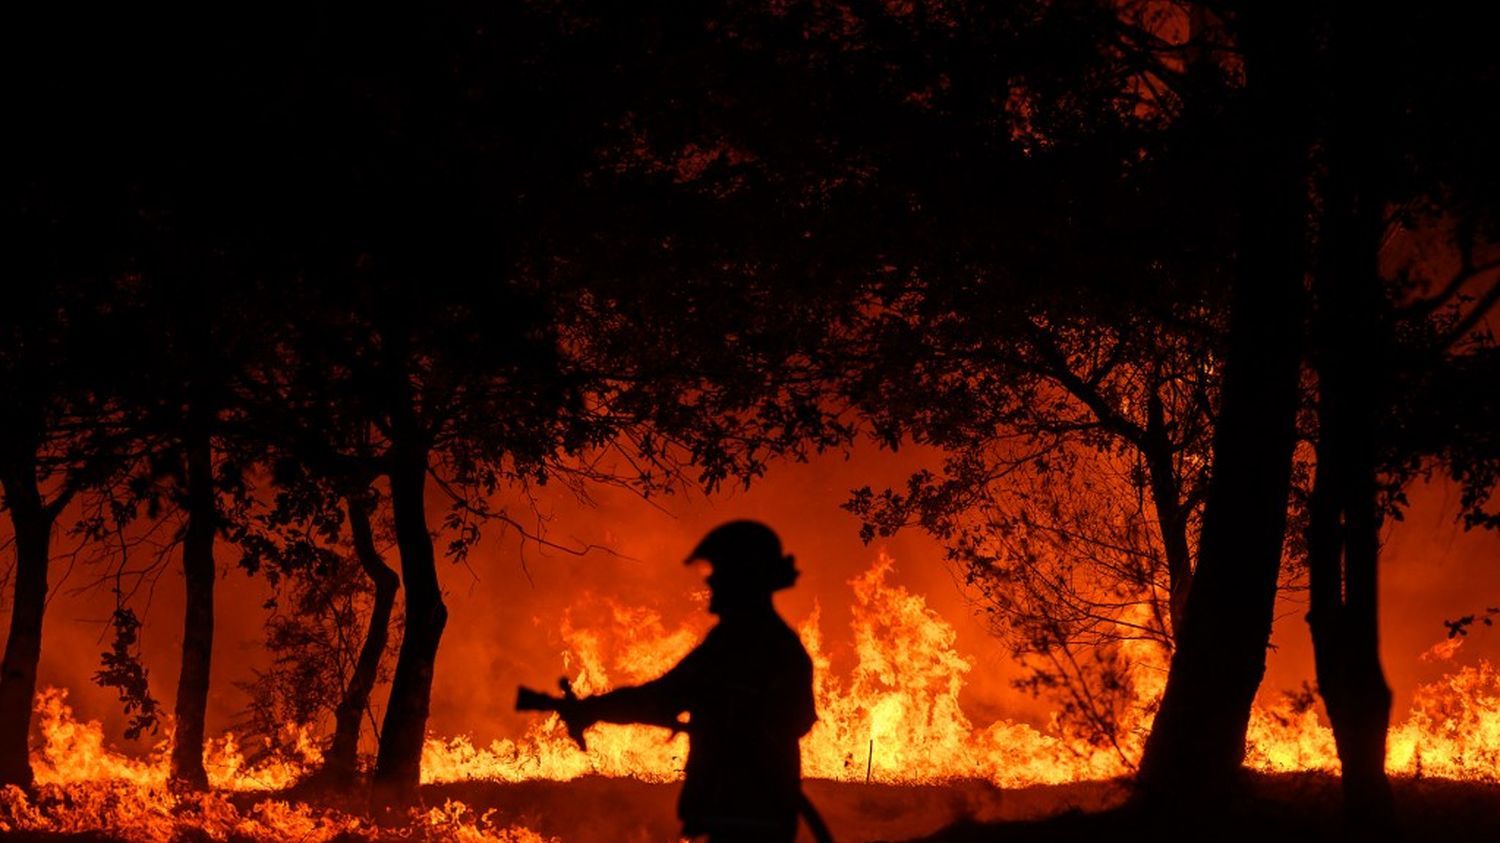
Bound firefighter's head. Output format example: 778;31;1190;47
684;520;798;615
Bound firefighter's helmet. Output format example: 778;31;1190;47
683;520;799;593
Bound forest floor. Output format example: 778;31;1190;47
895;773;1500;843
2;772;1497;842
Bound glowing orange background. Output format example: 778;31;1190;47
24;441;1500;757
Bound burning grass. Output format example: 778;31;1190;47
0;783;553;843
5;774;1500;843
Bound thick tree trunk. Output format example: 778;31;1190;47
1307;306;1396;830
370;440;446;812
1307;436;1394;832
319;491;401;786
1134;1;1311;807
171;423;217;790
1306;17;1396;827
0;451;54;789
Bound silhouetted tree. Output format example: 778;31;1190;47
1132;2;1315;807
230;431;401;788
330;491;401;784
132;281;262;792
0;255;132;788
844;305;1230;756
1298;2;1500;828
2;73;147;784
233;479;398;782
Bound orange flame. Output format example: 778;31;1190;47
436;552;1500;787
2;690;552;841
9;553;1500;841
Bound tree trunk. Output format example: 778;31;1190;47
1134;1;1312;807
170;422;217;790
1307;405;1395;832
370;439;446;812
1328;470;1394;832
1143;386;1192;641
1305;13;1396;827
319;491;401;787
0;449;54;789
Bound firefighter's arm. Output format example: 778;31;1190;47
571;681;686;732
568;642;707;733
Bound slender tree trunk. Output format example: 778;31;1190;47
371;437;445;811
1134;1;1312;807
1331;466;1394;831
171;421;217;790
1306;17;1396;827
1144;387;1192;641
319;491;401;787
0;448;54;789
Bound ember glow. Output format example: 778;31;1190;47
6;554;1499;841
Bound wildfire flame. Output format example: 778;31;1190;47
422;552;1500;788
5;553;1499;841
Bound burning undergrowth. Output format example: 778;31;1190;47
0;782;552;843
5;555;1500;841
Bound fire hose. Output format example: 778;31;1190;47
798;790;835;843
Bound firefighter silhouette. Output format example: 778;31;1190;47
517;520;832;843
